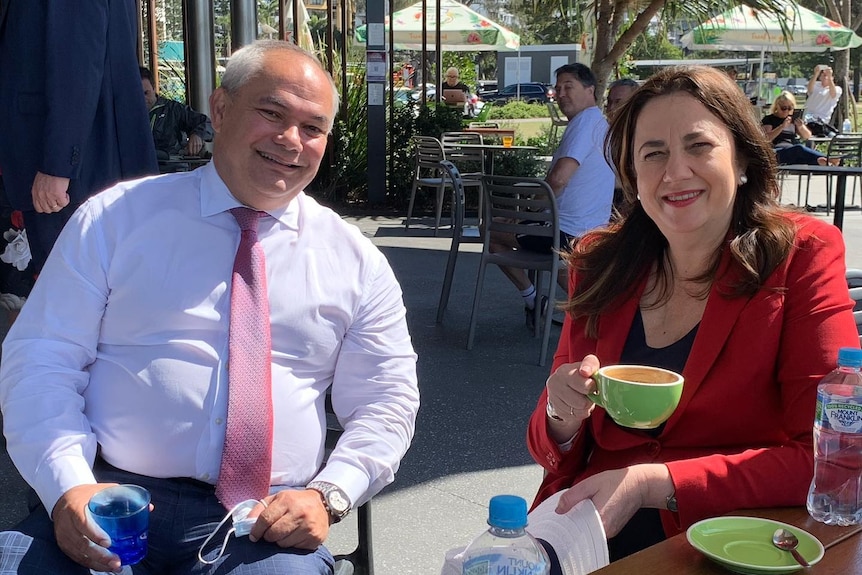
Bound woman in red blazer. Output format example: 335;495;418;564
526;65;860;561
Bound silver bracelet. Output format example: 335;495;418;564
546;398;564;422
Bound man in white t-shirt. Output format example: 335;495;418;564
804;64;841;131
487;63;614;329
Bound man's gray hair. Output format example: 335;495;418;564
220;40;339;123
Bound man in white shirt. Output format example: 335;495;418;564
488;63;614;329
0;40;419;574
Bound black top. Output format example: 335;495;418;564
762;113;800;148
606;308;699;561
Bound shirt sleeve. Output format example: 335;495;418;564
312;250;420;506
0;201;109;514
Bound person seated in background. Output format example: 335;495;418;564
604;78;640;217
762;91;831;165
141;67;213;159
527;65;858;564
604;78;638;118
441;67;475;117
804;64;841;135
487;63;614;330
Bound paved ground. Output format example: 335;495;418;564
0;175;859;574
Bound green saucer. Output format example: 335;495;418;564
686;516;824;575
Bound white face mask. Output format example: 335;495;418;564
197;499;266;565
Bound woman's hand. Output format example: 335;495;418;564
545;354;601;443
555;464;674;538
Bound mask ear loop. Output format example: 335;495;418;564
197;499;268;565
198;504;239;565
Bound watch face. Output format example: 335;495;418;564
328;490;350;514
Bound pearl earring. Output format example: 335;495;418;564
739;175;748;185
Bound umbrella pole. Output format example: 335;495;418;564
756;47;765;107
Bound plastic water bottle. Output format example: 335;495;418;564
843;118;853;133
806;347;862;526
461;495;549;575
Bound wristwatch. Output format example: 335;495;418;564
307;481;352;523
666;492;679;513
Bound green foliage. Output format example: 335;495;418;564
489;101;550;120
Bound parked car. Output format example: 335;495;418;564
777;77;809;97
479;82;555;105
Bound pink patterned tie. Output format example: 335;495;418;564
215;207;274;510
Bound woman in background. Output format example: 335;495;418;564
761;91;829;165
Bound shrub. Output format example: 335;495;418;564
488;101;549;120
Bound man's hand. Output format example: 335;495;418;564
184;134;204;156
248;489;331;549
52;483;123;573
31;172;70;213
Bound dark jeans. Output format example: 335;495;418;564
2;460;334;574
775;144;826;166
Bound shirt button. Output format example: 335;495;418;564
546;454;557;466
215;418;224;425
200;473;210;481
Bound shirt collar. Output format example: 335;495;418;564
199;162;301;231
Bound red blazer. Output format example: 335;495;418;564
527;214;859;537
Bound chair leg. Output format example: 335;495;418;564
539;264;560;367
405;180;419;229
436;230;461;323
826;176;832;215
434;184;446;237
466;258;489;350
804;175;812;209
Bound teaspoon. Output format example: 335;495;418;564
772;528;810;567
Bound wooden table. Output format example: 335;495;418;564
462;126;516;141
778;164;862;230
447;142;538;175
593;507;861;575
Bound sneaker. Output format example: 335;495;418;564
525;296;549;332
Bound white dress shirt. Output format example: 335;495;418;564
0;163;419;515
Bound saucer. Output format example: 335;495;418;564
686;516;824;574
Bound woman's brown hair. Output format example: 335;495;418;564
565;65;796;337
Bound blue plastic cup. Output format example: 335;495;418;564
87;484;150;565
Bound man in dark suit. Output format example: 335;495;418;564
0;0;158;273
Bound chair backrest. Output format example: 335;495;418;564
547;102;568;127
440;132;485;176
472;101;494;123
827;134;862;165
481;174;559;252
411;135;445;176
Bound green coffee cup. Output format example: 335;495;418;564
589;365;684;429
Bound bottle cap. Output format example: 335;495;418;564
487;494;528;529
837;347;862;368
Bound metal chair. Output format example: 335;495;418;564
436;161;482;324
547;102;568;146
803;134;862;213
440;132;486;224
326;390;374;575
405;136;448;236
467;175;560;366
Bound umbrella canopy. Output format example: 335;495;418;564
681;1;862;52
355;0;520;51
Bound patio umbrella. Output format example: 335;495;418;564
354;0;520;51
680;1;862;52
681;1;862;103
